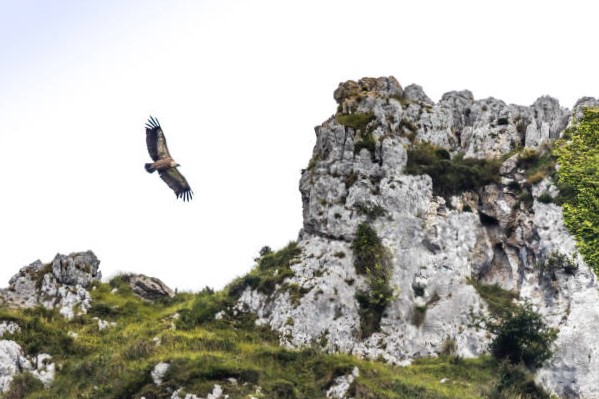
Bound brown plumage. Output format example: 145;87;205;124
144;116;193;201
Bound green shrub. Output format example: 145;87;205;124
335;112;375;133
405;143;501;199
351;223;394;337
554;107;599;275
536;192;553;204
477;302;557;369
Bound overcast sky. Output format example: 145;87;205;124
1;0;597;291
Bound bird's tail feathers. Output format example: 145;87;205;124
145;163;156;173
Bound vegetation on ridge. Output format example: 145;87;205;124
1;273;502;399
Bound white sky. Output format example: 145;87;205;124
1;0;597;292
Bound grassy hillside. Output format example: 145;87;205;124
0;275;501;399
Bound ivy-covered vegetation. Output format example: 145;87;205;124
554;107;599;275
1;276;505;398
405;142;501;199
351;222;394;338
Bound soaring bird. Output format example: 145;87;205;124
144;116;193;201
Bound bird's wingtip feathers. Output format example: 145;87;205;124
145;115;161;130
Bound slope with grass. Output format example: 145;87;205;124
0;275;499;398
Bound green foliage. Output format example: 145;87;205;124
405;142;501;199
351;223;394;337
554;107;599;275
227;242;301;299
475;302;557;369
0;283;501;399
536;192;554;204
4;307;76;356
354;133;377;157
490;363;551;399
354;202;387;221
335;112;375;133
2;372;45;399
517;148;557;185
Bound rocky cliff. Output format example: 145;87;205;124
0;77;598;398
234;77;599;398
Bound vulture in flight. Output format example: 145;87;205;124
144;116;193;201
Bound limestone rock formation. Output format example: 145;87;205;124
0;250;101;319
234;77;599;398
121;273;176;301
0;322;55;392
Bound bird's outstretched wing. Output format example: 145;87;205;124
159;168;193;201
145;116;172;161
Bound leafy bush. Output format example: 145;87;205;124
476;302;557;369
554;107;599;275
405;142;501;199
351;223;394;337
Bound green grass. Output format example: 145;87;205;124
0;274;503;398
335;112;375;133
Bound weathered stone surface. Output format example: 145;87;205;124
0;340;55;392
0;251;101;319
236;76;599;397
122;274;175;300
326;367;359;398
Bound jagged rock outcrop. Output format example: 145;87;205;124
0;251;101;319
235;77;599;398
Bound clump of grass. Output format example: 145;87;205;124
405;142;501;199
226;242;302;299
467;278;519;319
335;111;375;133
516;148;557;185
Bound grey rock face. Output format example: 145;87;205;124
0;250;102;319
122;274;176;300
0;340;55;393
237;76;599;397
